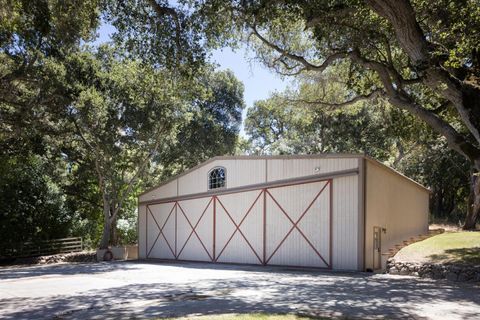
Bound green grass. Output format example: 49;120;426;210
395;231;480;264
163;314;327;320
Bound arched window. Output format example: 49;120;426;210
208;167;226;190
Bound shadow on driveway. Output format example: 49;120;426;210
0;261;479;319
0;261;143;280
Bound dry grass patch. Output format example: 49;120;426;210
394;231;480;264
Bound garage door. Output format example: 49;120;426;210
145;179;332;268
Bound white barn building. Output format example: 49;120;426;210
138;154;429;271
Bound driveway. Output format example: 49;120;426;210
0;261;478;319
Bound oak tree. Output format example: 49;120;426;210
196;0;480;228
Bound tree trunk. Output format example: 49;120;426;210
99;200;112;249
99;216;111;249
463;170;480;230
99;216;118;249
110;216;118;246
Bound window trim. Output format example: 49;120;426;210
207;166;227;190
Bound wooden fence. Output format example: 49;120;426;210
3;237;83;258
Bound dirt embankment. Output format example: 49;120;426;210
0;251;96;267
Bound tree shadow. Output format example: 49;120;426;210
428;247;480;265
141;259;361;277
1;261;479;319
0;261;142;280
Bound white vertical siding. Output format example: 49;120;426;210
177;165;210;196
178;159;266;196
331;175;359;270
140;157;359;202
267;158;358;182
176;197;214;261
266;181;331;268
226;160;266;188
216;190;264;264
146;202;176;259
139;179;177;202
138;204;146;259
139;155;363;270
140;175;360;270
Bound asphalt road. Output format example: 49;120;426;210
0;261;479;319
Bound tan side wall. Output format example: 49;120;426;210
364;159;429;270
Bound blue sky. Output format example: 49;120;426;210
95;23;290;136
211;47;290;135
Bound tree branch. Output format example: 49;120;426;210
305;6;357;28
69;111;111;224
366;0;480;149
388;91;480;161
365;0;429;66
250;25;347;73
110;122;168;222
250;4;480;164
349;48;397;95
147;0;182;61
287;88;384;110
430;101;451;114
70;113;96;152
347;48;480;161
